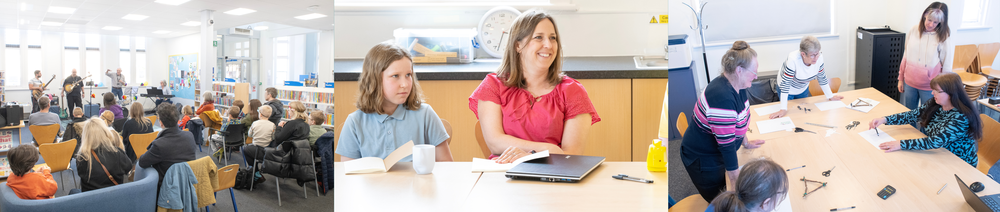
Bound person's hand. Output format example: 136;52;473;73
829;95;844;101
869;117;887;129
743;139;765;149
879;141;902;153
493;146;531;164
106;69;111;73
768;109;788;119
38;165;51;173
279;121;286;127
898;81;904;93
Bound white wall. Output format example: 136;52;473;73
671;0;998;92
334;0;668;59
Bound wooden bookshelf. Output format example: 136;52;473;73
275;86;334;128
212;82;250;114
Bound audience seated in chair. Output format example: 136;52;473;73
74;118;133;193
5;145;58;200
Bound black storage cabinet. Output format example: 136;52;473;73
855;27;905;101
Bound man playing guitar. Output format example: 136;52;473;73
28;70;55;113
62;69;88;113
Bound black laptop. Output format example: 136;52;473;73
957;174;1000;212
505;154;605;183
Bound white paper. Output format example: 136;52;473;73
754;104;783;116
826;129;836;137
858;128;895;150
756;117;796;134
847;98;881;113
814;101;847;111
470;150;550;172
772;193;794;212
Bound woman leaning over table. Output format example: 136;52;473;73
870;73;982;167
768;35;843;119
469;9;601;164
680;41;766;202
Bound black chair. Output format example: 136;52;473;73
216;123;247;165
112;118;127;132
748;77;780;105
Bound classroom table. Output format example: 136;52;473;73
742;88;999;211
334;162;666;211
977;98;1000;119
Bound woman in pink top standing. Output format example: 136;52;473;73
899;2;950;110
469;9;601;163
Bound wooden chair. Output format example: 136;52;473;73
676;112;688;138
954;44;980;73
29;124;60;146
38;139;78;191
441;119;453;145
670;194;709;212
129;132;158;159
808;77;842;97
977;114;1000;175
474;121;492;158
979;43;1000;96
206;164;240;212
146;115;158;128
957;72;988;100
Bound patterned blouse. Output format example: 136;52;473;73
884;102;977;167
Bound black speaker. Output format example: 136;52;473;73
4;105;22;126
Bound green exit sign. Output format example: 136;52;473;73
213;41;217;47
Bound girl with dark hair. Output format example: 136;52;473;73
706;159;788;212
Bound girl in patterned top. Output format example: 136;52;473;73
681;41;767;202
870;73;982;167
768;36;844;119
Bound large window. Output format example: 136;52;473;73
64;33;80;79
119;36;131;83
273;36;290;85
25;31;42;86
4;29;19;87
962;0;990;28
85;34;101;84
136;37;146;84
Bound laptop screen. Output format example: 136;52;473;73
956;174;992;212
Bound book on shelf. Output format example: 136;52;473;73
0;157;10;177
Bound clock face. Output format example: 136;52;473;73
478;8;520;58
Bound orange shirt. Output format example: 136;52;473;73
178;115;192;129
7;169;58;200
196;101;215;115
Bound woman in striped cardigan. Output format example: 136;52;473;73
768;36;843;119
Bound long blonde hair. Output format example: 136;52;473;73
76;118;124;180
289;101;308;120
130;102;151;129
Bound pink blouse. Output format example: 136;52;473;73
469;73;601;152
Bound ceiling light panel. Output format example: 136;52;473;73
181;21;200;26
48;6;76;14
122;14;148;21
294;13;327;20
154;0;190;6
224;8;256;16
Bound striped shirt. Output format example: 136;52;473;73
777;51;833;109
681;75;750;171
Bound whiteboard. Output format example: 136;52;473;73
701;0;833;42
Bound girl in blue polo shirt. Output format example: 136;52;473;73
335;42;454;162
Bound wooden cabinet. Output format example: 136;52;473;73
334;78;668;162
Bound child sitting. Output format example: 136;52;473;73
178;106;193;129
307;111;328;148
6;145;58;199
212;107;244;158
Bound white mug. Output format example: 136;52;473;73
412;144;436;174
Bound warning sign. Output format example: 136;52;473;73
660;15;668;24
649;16;658;24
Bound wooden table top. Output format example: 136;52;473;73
334;162;665;211
742;88;999;211
978;98;1000;113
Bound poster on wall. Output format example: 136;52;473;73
169;53;199;100
0;130;13;151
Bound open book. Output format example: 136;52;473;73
344;141;414;174
470;150;550;172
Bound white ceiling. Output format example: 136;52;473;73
0;0;334;39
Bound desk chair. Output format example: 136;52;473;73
29;124;60;146
978;114;1000;175
670;194;709;212
808;77;842;97
474;121;492;158
677;112;688;138
38;139;78;192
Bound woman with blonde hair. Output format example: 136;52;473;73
898;2;951;110
121;102;154;162
100;111;116;132
273;101;310;146
469;9;599;163
75;118;132;193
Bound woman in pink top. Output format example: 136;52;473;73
898;2;950;110
469;9;600;164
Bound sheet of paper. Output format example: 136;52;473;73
858;128;895;150
847;98;881;113
471;150;550;172
754;104;783;116
381;140;415;171
756;117;796;134
344;157;388;174
772;193;794;212
815;101;847;111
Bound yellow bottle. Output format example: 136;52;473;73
647;139;666;172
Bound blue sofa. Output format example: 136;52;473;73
0;165;159;212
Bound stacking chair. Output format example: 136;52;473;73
808;77;842;96
677;112;688;138
977;114;1000;175
474;121;492;158
206;164;239;212
670;194;709;212
129;132;158;159
29;124;60;146
38;139;79;191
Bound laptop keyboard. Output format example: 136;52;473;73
984;197;1000;210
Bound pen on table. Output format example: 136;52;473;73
830;206;856;211
937;183;948;195
786;165;805;171
613;174;653;183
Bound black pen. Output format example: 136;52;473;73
830;206;855;211
786;165;805;171
613;174;653;183
875;128;880;136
